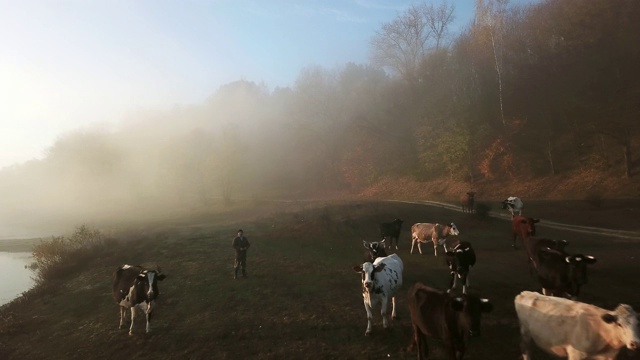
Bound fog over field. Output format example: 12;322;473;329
2;0;639;238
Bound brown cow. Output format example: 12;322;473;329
511;216;539;249
461;192;476;213
411;223;460;256
524;238;569;273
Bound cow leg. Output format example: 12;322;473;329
418;331;429;360
410;238;416;254
119;306;126;329
363;300;373;336
394;236;398;250
143;302;153;333
462;272;470;294
512;234;517;249
520;325;532;360
380;297;390;329
129;306;137;335
390;296;397;320
448;272;457;293
433;242;438;256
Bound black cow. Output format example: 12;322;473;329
535;248;596;299
380;218;403;250
445;241;476;294
408;283;493;360
461;192;476;213
363;239;388;262
112;264;167;335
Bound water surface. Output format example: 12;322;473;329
0;252;34;305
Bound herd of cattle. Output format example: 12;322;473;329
109;195;639;360
355;196;639;359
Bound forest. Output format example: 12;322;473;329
1;0;639;234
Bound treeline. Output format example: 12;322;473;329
1;0;638;231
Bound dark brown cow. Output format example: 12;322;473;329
511;215;539;249
524;238;569;273
112;264;166;335
535;248;596;299
408;283;492;360
461;192;476;213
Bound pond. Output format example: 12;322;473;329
0;252;35;306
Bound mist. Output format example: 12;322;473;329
2;0;639;238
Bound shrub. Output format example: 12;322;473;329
474;202;492;221
30;225;106;286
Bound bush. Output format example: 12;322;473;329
30;225;106;285
474;202;492;221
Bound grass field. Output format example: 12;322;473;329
1;200;639;359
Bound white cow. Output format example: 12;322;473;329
515;291;640;360
411;222;460;256
352;254;404;336
502;196;524;218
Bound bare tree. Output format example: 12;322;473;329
370;1;455;83
474;0;509;127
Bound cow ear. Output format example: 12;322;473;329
602;313;618;324
565;256;573;264
362;240;369;249
584;255;597;264
374;263;386;272
451;297;464;311
380;239;386;246
137;273;147;280
352;265;363;273
157;274;166;281
480;298;493;313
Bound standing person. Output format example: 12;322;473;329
232;229;250;279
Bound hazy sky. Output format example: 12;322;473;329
0;0;525;170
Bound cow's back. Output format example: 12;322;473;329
408;283;448;340
374;254;403;292
412;223;435;240
112;265;142;303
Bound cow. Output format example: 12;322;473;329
461;192;476;213
511;215;540;249
535;247;596;298
408;283;493;360
363;239;388;262
112;264;167;335
523;238;569;274
502;196;524;218
380;218;403;250
515;291;639;360
352;254;404;336
411;222;460;256
445;241;476;294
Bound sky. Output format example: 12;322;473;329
0;0;529;170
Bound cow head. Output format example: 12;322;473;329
136;268;166;301
564;254;596;293
363;240;387;260
466;192;476;199
450;295;493;337
602;304;640;350
448;223;460;236
353;262;386;292
519;217;540;236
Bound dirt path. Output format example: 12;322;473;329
386;199;640;241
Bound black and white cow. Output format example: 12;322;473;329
380;218;403;250
363;239;388;262
353;254;404;336
112;264;167;335
445;241;476;294
408;283;493;360
502;196;524;218
535;248;596;299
